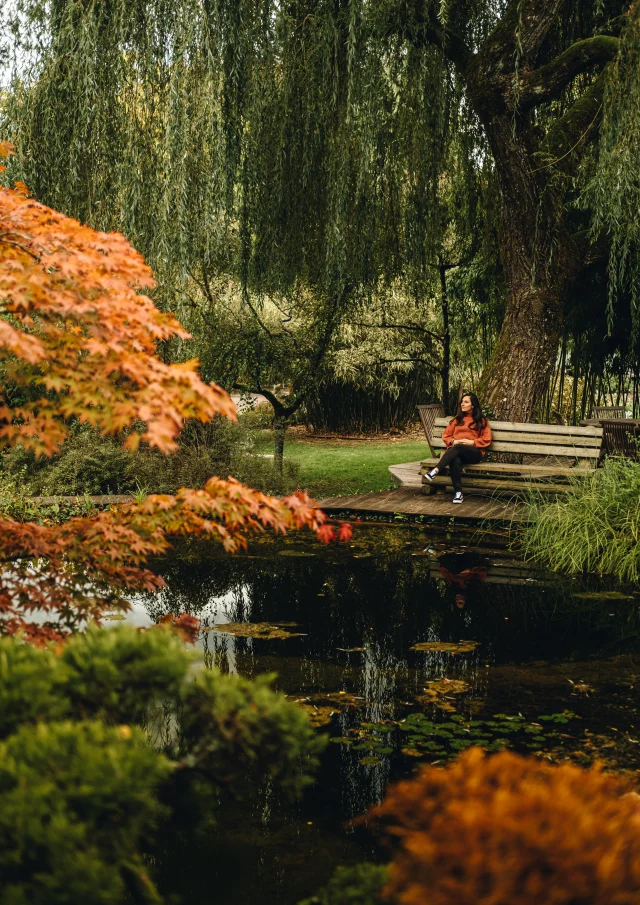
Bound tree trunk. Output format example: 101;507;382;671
478;277;564;421
472;113;575;421
273;413;286;474
439;262;451;414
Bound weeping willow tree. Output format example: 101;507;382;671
2;0;640;420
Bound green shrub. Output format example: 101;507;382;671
0;626;323;902
0;417;272;497
180;669;324;797
299;864;388;905
0;641;68;738
60;626;194;725
519;458;640;584
0;720;172;905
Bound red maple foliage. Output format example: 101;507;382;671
0;142;350;643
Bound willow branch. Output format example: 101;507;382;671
543;68;609;175
351;321;444;344
379;0;473;74
517;36;619;110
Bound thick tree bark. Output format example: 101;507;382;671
467;77;580;420
411;2;618;423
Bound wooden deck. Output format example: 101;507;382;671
318;486;524;524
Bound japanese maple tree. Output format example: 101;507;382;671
0;142;350;643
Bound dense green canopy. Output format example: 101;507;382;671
2;0;640;419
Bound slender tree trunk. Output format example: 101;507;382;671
439;262;451;414
273;413;286;474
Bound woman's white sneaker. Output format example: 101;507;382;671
452;492;464;504
425;469;438;482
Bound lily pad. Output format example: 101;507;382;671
290;701;337;727
336;647;366;653
409;640;479;654
571;590;635;601
413;678;472;713
289;690;362;727
212;622;305;639
359;756;382;766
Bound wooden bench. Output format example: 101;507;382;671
416;404;445;444
599;419;640;461
420;418;603;496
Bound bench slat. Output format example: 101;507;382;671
420;460;593;477
430;429;602;448
423;476;571;494
432;418;603;438
429;439;600;458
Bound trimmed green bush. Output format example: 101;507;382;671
299;864;388;905
0;720;171;905
0;626;323;902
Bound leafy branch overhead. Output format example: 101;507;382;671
0;144;350;644
0;141;235;456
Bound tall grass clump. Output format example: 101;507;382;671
519;458;640;585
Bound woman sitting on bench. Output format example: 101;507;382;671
425;393;492;504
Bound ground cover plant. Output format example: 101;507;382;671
520;458;640;585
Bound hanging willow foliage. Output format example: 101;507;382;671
3;0;640;425
589;0;640;329
0;0;451;296
1;0;497;306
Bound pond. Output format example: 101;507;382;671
127;523;640;905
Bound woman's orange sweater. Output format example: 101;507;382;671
442;413;492;454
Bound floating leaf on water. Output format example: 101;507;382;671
291;702;336;727
336;647;366;653
571;590;635;601
291;691;363;725
409;640;479;654
359;756;382;766
538;710;578;723
329;737;353;745
401;748;423;758
212;622;306;639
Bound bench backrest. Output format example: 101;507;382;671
593;405;626;419
416;404;444;443
430;418;603;464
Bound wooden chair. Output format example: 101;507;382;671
599;419;640;461
416;404;444;446
592;405;626;419
420;418;603;496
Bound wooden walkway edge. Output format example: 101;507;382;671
318;486;524;525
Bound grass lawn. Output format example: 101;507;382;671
253;432;429;498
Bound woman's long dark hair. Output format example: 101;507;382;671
453;392;487;432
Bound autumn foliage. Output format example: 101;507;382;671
372;747;640;905
0;142;350;643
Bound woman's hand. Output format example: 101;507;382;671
454;438;475;446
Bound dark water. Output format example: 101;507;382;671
129;524;640;905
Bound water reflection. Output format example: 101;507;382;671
434;551;488;609
132;526;640;905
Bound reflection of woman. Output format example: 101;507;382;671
425;392;492;504
437;552;488;609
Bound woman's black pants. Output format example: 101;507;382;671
437;445;483;492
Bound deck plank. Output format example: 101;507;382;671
317;487;524;523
